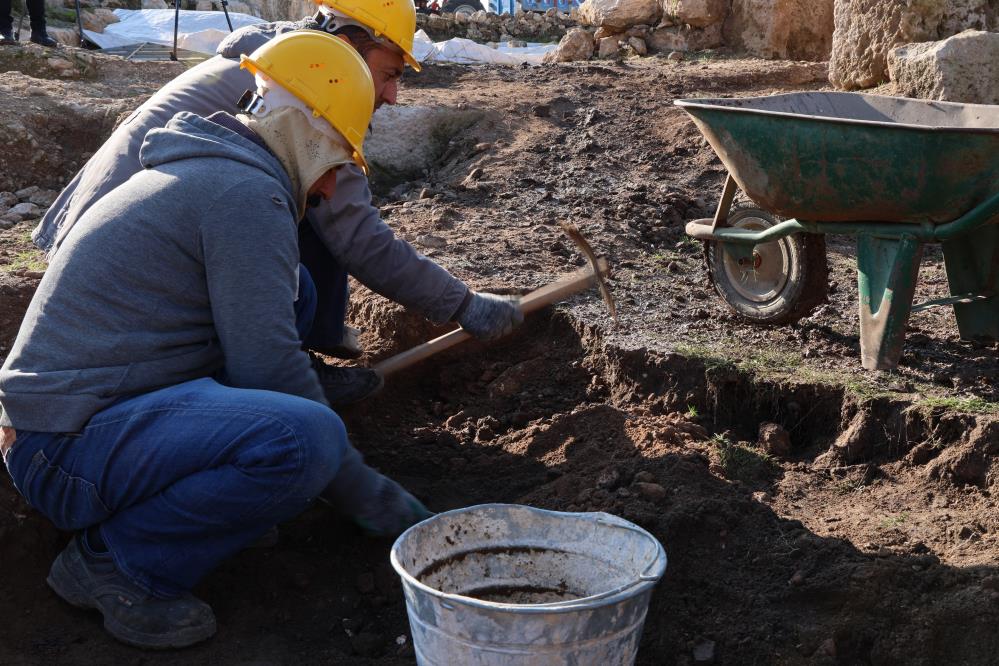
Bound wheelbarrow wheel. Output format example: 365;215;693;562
706;204;828;325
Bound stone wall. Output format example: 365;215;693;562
416;9;573;43
829;0;999;90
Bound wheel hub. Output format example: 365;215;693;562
721;216;790;303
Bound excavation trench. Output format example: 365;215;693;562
2;299;999;664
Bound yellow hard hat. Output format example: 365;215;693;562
240;30;375;172
317;0;421;72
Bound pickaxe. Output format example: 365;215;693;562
373;222;616;377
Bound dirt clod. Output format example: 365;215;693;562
758;422;791;457
634;481;668;502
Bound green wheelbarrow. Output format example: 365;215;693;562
675;92;999;371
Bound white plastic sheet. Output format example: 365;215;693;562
84;8;265;55
413;29;556;66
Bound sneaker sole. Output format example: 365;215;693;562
48;551;217;649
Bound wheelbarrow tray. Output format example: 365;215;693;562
675;92;999;224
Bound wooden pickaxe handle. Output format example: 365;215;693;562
373;257;609;377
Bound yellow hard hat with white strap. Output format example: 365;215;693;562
240;30;375;172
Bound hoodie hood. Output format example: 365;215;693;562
140;112;297;217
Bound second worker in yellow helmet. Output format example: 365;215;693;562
32;0;524;408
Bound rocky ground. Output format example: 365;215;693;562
1;44;998;665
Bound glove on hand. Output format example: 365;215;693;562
321;444;433;538
353;476;434;538
457;292;524;341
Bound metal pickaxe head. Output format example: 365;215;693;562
559;221;618;325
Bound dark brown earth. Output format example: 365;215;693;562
1;46;998;665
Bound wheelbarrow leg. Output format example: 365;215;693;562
942;223;999;340
856;233;923;370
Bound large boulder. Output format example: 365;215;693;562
888;29;999;104
544;27;596;62
723;0;834;61
579;0;662;30
79;8;120;33
830;0;999;91
663;0;729;28
646;22;723;51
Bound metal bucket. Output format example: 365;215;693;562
390;503;667;665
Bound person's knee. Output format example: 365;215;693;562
283;401;348;497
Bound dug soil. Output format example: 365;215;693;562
1;48;998;665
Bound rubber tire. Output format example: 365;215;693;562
706;205;829;325
442;0;479;15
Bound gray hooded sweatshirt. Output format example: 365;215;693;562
0;112;325;433
31;18;468;323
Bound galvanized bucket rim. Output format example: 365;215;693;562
390;503;667;615
674;92;999;135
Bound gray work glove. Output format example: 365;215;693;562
456;292;525;341
321;444;433;538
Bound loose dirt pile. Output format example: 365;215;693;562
1;50;997;665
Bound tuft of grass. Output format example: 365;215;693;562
686;404;699;418
2;249;46;274
879;512;910;529
711;433;779;483
920;396;998;415
835;479;862;495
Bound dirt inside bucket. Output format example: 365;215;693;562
415;545;583;603
465;584;579;604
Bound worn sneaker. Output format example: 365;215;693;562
309;352;383;407
47;536;216;649
30;32;59;48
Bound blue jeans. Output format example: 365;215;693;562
3;266;346;598
299;220;349;353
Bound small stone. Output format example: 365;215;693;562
0;214;20;228
0;192;17;207
789;570;806;586
444;410;467;430
693;640;715;662
634;482;667;502
532;104;551;117
758;422;791;457
416;234;447;249
627;36;647;56
598;36;620;58
634;470;656;483
476;425;496;442
28;189;57;207
819;637;837;657
15;186;39;201
667;50;684;61
596;467;621;489
473;142;493;153
468;167;484;180
9;203;40;219
419;188;432;199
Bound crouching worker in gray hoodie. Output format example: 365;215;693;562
0;32;429;650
